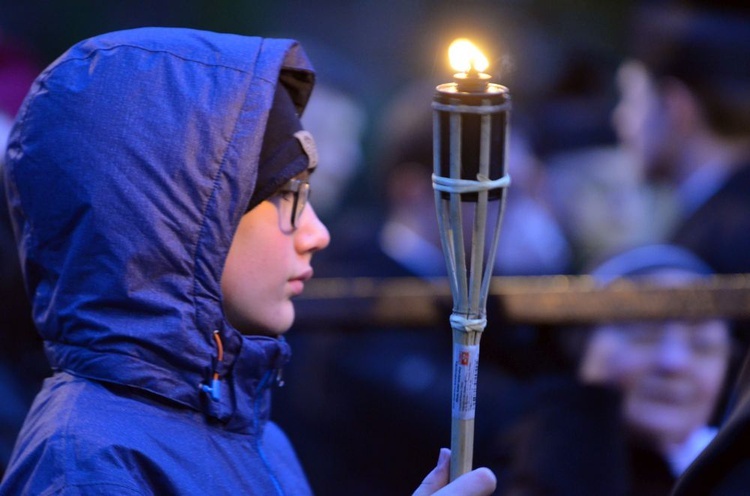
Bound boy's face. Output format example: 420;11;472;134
221;170;330;335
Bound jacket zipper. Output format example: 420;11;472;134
200;330;224;400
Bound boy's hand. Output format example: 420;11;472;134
413;448;497;496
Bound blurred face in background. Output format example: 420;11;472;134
593;320;729;448
579;270;732;453
612;60;678;183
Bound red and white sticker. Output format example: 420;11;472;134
452;344;479;420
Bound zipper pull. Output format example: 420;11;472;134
200;330;224;401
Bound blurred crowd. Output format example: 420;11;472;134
2;1;750;494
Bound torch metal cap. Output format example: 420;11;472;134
453;72;492;93
434;82;510;110
436;79;508;98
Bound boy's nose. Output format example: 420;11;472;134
296;204;330;253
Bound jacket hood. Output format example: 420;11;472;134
4;27;315;429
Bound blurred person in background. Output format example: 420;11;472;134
652;7;750;495
540;145;654;272
612;2;750;275
526;42;667;274
493;244;734;496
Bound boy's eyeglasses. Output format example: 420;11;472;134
275;177;310;230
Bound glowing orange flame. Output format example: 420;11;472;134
448;38;489;74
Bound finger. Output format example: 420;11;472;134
412;448;450;496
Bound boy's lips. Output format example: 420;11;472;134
289;269;313;295
293;268;314;282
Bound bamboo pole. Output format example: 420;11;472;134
449;326;482;480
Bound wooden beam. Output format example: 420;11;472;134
293;275;750;328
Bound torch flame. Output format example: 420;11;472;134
448;38;489;74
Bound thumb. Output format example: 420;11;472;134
437;467;497;496
413;449;497;496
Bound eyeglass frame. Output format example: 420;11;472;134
273;177;310;231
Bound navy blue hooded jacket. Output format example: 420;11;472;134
1;27;315;495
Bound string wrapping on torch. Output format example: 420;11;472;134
432;173;511;194
432;170;511;316
449;313;487;333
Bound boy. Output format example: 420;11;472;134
0;27;494;495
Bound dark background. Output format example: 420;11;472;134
0;0;633;140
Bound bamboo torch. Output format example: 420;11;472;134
432;38;511;481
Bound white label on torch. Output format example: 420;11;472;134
452;344;479;420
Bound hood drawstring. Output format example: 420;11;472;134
200;330;224;401
275;367;285;388
275;336;287;388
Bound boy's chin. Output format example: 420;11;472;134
236;315;295;337
225;303;295;336
240;326;292;337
